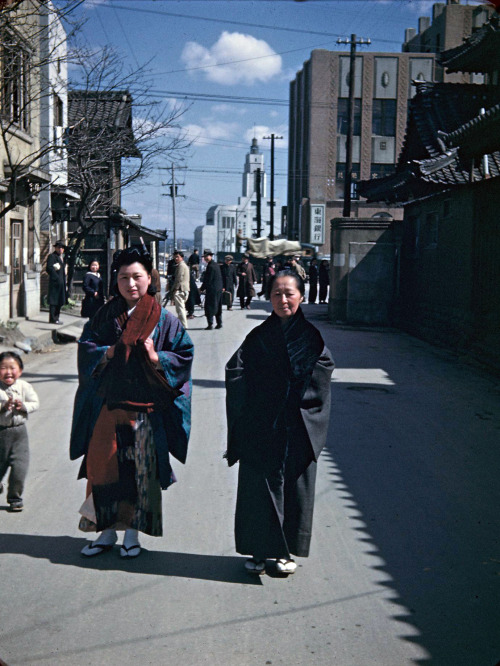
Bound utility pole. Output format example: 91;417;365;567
337;34;370;217
161;164;187;250
255;168;262;237
264;133;283;240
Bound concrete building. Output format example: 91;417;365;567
403;0;493;85
287;49;435;255
287;0;494;257
201;139;280;254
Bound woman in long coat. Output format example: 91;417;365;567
70;247;193;558
200;249;223;329
81;259;105;319
225;269;334;575
319;260;330;304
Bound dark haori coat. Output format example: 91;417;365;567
308;263;318;304
46;251;67;306
225;308;334;559
70;294;193;536
221;262;238;297
201;260;223;316
81;271;105;318
237;261;256;299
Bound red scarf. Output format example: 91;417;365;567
99;293;181;412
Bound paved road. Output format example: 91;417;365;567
1;300;499;665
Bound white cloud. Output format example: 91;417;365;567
183;121;240;146
181;31;282;85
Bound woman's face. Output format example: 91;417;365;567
117;261;151;308
270;276;303;319
90;261;99;273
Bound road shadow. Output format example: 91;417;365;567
317;324;500;666
0;533;261;586
192;378;225;389
21;372;78;384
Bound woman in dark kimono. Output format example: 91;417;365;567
81;260;105;319
319;260;330;304
70;247;193;559
225;270;334;575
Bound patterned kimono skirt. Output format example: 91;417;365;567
79;405;164;536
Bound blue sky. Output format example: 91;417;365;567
72;0;456;241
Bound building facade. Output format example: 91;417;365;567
0;0;54;320
287;49;435;255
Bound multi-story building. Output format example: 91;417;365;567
202;138;280;254
287;49;435;254
0;0;51;319
286;0;494;257
38;1;78;305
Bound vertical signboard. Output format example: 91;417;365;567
309;204;325;245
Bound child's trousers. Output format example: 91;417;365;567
0;424;29;502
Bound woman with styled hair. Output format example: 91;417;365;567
70;247;193;559
225;270;334;575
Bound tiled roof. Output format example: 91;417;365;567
439;14;500;74
358;82;500;204
68;90;140;158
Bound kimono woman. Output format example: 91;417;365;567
70;247;193;559
225;270;334;575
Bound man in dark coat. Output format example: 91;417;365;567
308;259;318;304
46;240;67;323
188;249;200;280
200;249;223;330
237;255;257;309
220;255;237;310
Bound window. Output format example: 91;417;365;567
372;99;396;137
1;38;30;131
337;98;361;136
27;202;35;269
53;93;63;126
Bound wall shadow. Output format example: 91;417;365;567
323;329;500;665
0;533;261;586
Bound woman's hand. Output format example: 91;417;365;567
143;337;159;365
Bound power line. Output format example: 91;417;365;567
102;1;409;47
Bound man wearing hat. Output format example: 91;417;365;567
46;240;67;324
200;249;223;329
220;255;237;311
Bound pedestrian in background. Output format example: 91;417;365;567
168;250;190;329
46;240;66;324
308;258;318;304
186;269;201;319
221;255;237;310
225;270;334;576
319;260;330;304
151;266;163;305
71;247;193;559
188;249;200;280
0;352;39;512
258;257;275;300
287;256;306;281
200;249;223;330
81;259;105;319
237;254;256;309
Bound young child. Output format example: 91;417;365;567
0;351;39;512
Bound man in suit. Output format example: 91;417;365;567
200;249;223;330
46;240;66;324
220;255;237;311
170;250;190;328
237;254;257;309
